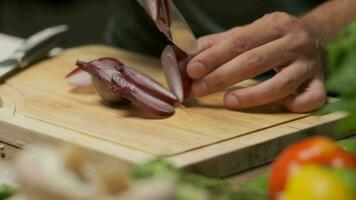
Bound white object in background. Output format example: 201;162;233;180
0;25;68;80
0;33;23;61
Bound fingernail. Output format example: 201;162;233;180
192;80;208;97
225;94;240;109
188;61;205;79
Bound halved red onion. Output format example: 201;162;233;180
112;75;175;118
90;57;124;71
120;67;177;105
161;45;192;103
66;67;92;87
76;60;129;105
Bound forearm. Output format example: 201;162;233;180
301;0;356;44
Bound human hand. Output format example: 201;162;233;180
187;12;327;113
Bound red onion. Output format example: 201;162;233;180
75;59;129;105
120;67;177;105
161;45;192;103
69;57;177;117
112;75;175;117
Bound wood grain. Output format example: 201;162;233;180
0;45;310;156
0;45;352;177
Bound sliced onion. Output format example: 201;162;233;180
120;66;177;105
161;45;191;103
66;67;92;87
112;74;175;118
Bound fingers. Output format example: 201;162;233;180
223;58;316;109
187;14;287;79
195;31;230;54
191;36;296;97
285;73;327;113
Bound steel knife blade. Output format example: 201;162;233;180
138;0;200;54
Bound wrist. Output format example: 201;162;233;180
300;15;327;47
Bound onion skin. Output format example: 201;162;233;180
75;60;130;105
73;57;177;118
161;45;192;103
112;74;175;118
120;66;177;105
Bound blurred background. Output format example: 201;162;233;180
0;0;108;47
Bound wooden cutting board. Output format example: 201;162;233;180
0;45;352;177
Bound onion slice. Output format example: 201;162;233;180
161;45;192;103
112;75;175;118
120;67;177;105
66;67;92;87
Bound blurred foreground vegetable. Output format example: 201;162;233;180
0;185;16;200
269;136;356;200
281;165;356;200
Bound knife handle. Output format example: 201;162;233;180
15;25;69;68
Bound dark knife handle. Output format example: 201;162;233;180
15;25;69;68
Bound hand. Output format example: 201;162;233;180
187;12;327;113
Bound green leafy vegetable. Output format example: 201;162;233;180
132;158;269;200
0;185;16;200
132;158;230;199
245;173;269;195
321;20;356;133
338;139;356;154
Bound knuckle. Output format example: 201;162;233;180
244;51;264;68
212;75;226;89
298;56;321;75
266;12;299;35
205;75;223;92
288;32;313;51
231;33;249;53
309;57;321;74
272;77;298;96
271;12;295;26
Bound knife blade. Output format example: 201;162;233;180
138;0;200;54
0;25;68;81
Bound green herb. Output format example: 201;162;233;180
132;158;269;200
338;139;356;154
132;158;229;199
0;185;16;200
131;157;178;179
320;20;356;133
245;173;269;195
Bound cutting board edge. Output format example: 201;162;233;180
0;109;153;164
169;112;354;177
0;108;351;178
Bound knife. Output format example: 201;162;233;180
138;0;200;54
0;25;68;81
